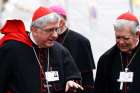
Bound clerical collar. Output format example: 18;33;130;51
29;32;38;45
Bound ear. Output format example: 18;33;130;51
31;26;38;32
59;19;65;27
136;31;140;38
31;26;38;36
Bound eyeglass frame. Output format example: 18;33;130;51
34;25;61;34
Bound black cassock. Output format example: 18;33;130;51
0;40;81;93
95;42;140;93
57;29;95;93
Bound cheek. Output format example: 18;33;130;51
116;40;128;47
41;35;50;42
35;35;46;43
116;40;124;45
127;41;133;46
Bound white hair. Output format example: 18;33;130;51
114;19;139;34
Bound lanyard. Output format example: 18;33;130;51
32;47;50;93
120;45;140;71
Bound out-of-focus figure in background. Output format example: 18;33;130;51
49;5;96;93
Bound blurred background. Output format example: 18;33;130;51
0;0;140;75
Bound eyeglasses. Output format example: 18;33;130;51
35;26;61;34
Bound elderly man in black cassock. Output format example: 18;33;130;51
95;12;140;93
0;6;83;93
49;5;96;93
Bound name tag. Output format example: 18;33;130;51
45;71;59;82
117;72;134;82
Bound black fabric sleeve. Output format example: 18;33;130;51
63;48;81;81
94;54;111;93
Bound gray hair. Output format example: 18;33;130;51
114;19;139;34
31;12;60;28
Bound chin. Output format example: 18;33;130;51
120;49;129;53
46;43;54;48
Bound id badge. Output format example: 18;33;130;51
117;71;134;82
45;71;59;82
